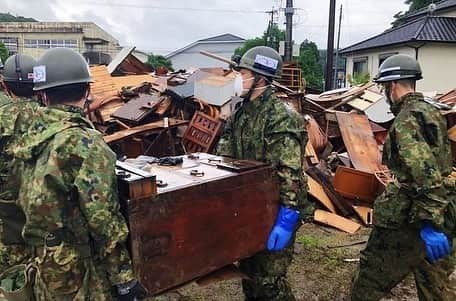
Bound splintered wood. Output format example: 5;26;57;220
335;112;382;173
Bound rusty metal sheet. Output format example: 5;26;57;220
332;166;382;203
336;112;382;173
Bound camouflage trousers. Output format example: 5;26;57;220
239;238;295;301
351;226;456;301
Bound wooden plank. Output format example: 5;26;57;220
307;167;353;216
307;176;336;213
336;112;382;173
314;209;361;234
305;142;319;165
362;90;383;103
352;206;373;226
348;98;374;111
104;119;188;144
448;125;456;142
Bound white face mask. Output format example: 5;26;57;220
234;73;243;96
234;73;255;97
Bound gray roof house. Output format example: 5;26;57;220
165;34;245;71
340;10;456;93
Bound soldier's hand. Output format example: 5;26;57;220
116;280;147;301
420;222;451;263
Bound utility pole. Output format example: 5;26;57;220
266;8;276;48
333;4;343;89
325;0;336;91
285;0;294;62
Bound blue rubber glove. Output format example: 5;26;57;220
267;206;300;252
420;222;451;263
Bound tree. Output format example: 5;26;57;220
0;42;8;64
146;54;174;71
298;40;324;90
392;0;434;26
0;12;37;22
233;24;285;58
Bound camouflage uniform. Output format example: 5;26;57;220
1;104;134;300
351;92;456;301
0;96;41;272
217;89;310;301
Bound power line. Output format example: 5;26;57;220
75;1;269;14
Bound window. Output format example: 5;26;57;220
0;37;18;54
24;39;78;49
353;57;368;76
379;53;398;67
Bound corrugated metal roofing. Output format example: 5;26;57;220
340;16;456;54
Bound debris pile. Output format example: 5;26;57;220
297;83;456;233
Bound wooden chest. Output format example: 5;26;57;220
117;154;279;296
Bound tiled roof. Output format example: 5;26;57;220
340;16;456;54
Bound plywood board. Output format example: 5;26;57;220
307;176;336;213
348;98;374;111
305;142;319;165
448;125;456;142
362;90;383;103
336;112;382;173
314;209;361;234
353;206;373;226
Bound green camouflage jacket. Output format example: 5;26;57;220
1;104;134;299
374;92;455;230
0;94;41;272
216;88;311;216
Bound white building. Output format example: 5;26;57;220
340;0;456;93
166;34;245;71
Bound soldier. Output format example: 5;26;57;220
217;46;311;301
0;54;41;274
0;48;145;300
351;54;456;301
1;54;36;101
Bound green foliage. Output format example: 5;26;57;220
347;72;370;86
392;0;434;26
233;24;285;58
0;42;8;64
233;37;266;58
0;12;37;22
298;40;324;90
146;54;174;71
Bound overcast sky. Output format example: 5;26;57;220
2;0;408;55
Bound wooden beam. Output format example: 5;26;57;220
314;209;361;234
307;167;353;216
307;176;336;213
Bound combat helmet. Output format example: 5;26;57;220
375;54;422;83
237;46;283;79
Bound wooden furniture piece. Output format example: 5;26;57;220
117;154;279;296
181;111;223;153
